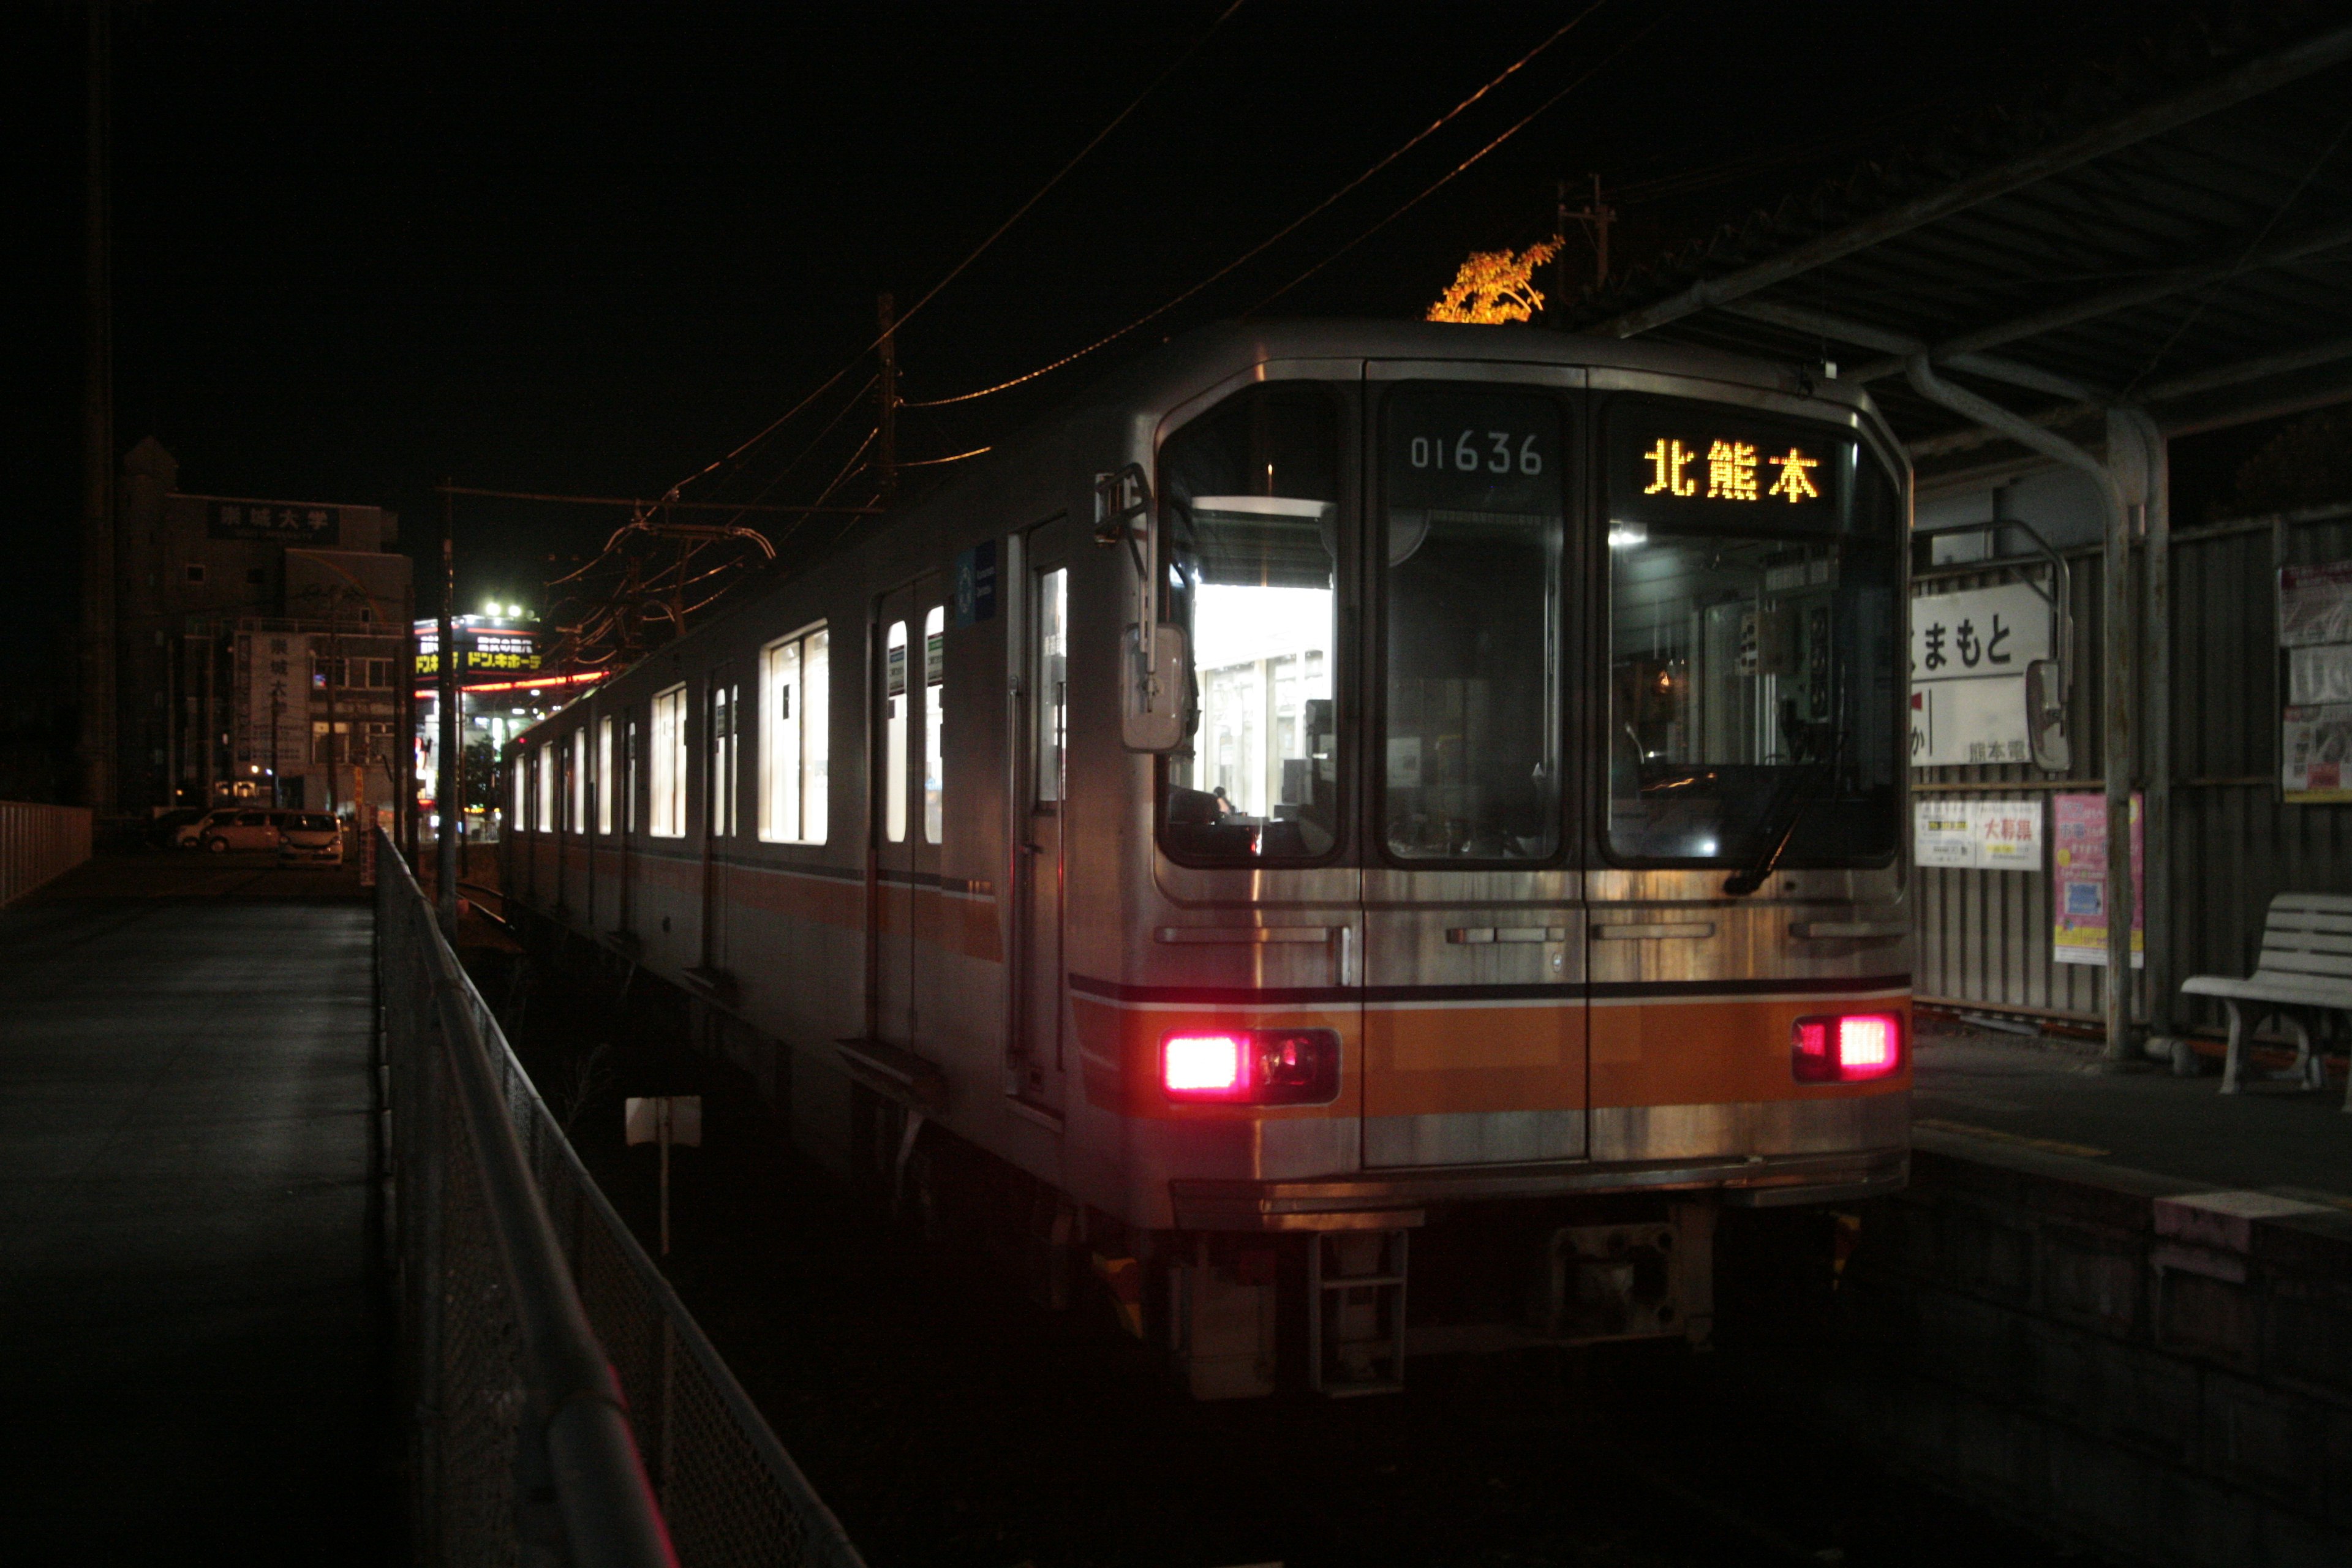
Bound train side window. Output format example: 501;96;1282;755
759;625;829;845
884;620;910;842
511;752;526;832
709;685;736;837
625;718;640;834
1379;386;1563;862
1035;572;1066;804
597;716;614;834
649;685;688;837
538;740;557;834
924;605;946;843
1158;382;1343;862
571;729;588;834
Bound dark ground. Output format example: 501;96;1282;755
477;931;2094;1568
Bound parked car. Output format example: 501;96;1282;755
147;807;205;850
198;809;294;853
277;813;345;865
177;808;243;848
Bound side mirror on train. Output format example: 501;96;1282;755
1124;622;1189;752
2025;658;2070;774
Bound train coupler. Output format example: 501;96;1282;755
1308;1228;1409;1396
1540;1200;1716;1349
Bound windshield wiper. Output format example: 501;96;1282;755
1722;736;1843;897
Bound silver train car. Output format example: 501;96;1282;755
503;320;1912;1397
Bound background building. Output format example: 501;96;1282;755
107;438;412;813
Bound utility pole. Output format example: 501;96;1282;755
876;292;897;503
437;484;460;937
324;597;341;814
1561;173;1615;307
77;0;115;812
200;628;216;808
1555;179;1570;314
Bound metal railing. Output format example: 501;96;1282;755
0;801;92;908
379;830;866;1567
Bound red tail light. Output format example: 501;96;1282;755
1162;1029;1340;1105
1793;1012;1904;1083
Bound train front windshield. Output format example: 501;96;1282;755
1156;381;1901;872
1604;401;1902;867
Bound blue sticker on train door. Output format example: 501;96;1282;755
952;540;997;627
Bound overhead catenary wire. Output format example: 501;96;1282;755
902;0;1617;409
1246;2;1679;315
664;0;1251;501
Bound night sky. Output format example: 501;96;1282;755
8;0;2192;665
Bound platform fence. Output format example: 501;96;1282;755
0;801;92;908
379;829;865;1567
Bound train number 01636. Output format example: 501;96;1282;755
1407;429;1545;476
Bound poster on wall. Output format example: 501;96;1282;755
1971;797;2043;869
2280;564;2352;804
2051;791;2143;967
1908;582;2051;766
2282;703;2352;802
1912;797;2043;870
2278;562;2352;646
1913;801;1975;867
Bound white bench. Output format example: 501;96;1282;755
2179;891;2352;1110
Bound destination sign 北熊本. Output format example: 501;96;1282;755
1607;408;1849;532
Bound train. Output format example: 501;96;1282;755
502;320;1912;1398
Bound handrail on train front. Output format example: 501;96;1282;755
383;829;680;1568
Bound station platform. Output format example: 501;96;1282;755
1912;1022;2352;1205
0;849;390;1557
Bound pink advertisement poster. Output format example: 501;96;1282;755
2051;792;2143;967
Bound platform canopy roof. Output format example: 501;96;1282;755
1564;8;2352;481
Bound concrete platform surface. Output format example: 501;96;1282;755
0;854;389;1556
1912;1028;2352;1207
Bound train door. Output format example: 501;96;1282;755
872;589;920;1046
1359;375;1586;1167
1009;530;1069;1110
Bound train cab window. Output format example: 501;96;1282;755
1379;386;1562;861
1603;402;1902;867
1158;383;1343;862
924;606;946;843
758;625;829;845
650;685;688;837
884;621;910;842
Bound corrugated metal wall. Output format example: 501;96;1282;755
2165;514;2352;1031
1915;509;2352;1031
0;802;93;908
1913;549;2114;1021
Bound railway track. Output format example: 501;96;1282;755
482;942;2088;1568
